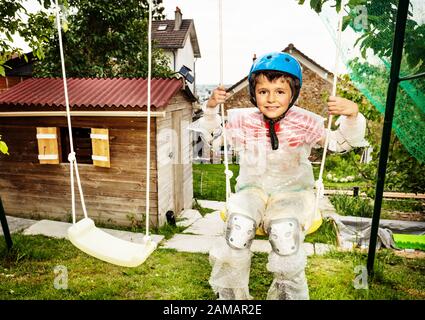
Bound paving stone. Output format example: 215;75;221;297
183;211;225;236
176;209;203;228
319;196;337;215
0;216;38;235
303;243;315;256
197;200;226;212
314;243;335;255
23;220;70;238
161;234;220;254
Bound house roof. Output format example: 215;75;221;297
0;77;189;110
152;19;201;58
227;43;334;93
283;43;333;77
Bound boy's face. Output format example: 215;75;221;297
255;74;292;120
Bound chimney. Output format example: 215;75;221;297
174;7;182;31
253;53;257;62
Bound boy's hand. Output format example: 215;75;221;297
327;96;359;119
207;86;230;108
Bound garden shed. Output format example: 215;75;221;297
0;77;196;227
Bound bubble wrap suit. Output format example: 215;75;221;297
189;103;368;300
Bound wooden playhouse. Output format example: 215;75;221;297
0;77;196;227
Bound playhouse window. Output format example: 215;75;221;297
60;127;93;164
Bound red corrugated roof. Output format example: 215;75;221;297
0;77;183;109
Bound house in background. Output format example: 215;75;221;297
0;77;196;228
225;43;334;117
152;7;201;93
0;52;35;94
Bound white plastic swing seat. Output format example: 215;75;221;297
67;218;157;268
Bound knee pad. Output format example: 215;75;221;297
268;218;300;256
225;213;256;250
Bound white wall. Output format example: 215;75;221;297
175;39;196;92
161;37;196;92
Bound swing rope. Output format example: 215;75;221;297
54;0;153;240
145;0;153;239
313;2;345;215
54;0;88;224
218;0;232;203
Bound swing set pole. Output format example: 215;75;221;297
0;197;12;250
367;0;410;275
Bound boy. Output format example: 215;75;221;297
192;52;368;300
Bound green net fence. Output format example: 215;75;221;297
319;0;425;163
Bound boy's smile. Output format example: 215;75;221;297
255;75;292;120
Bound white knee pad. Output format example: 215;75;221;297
225;213;256;250
268;218;300;256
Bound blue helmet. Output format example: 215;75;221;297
248;52;302;108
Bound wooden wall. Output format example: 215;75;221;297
156;92;194;225
0;116;159;228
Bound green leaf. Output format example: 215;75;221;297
6;32;13;43
0;65;5;77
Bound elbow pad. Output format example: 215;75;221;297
328;113;369;153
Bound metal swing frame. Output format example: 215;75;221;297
367;0;425;274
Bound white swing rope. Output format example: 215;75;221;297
54;0;154;240
313;3;345;216
145;0;153;239
218;0;233;203
54;0;88;224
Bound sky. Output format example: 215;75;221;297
16;0;343;85
161;0;340;85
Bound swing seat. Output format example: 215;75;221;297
68;218;157;268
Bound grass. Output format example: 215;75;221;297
193;163;239;201
305;218;337;245
1;233;424;300
193;164;371;202
192;199;216;217
330;194;424;219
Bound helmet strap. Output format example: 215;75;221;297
264;110;288;150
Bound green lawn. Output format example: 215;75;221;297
1;234;424;300
193;164;369;202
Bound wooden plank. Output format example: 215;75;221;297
172;110;184;214
36;127;59;164
91;128;110;168
0;117;155;130
325;189;425;199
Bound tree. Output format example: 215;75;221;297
0;0;55;76
33;0;173;78
299;0;425;194
332;74;425;194
298;0;424;73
